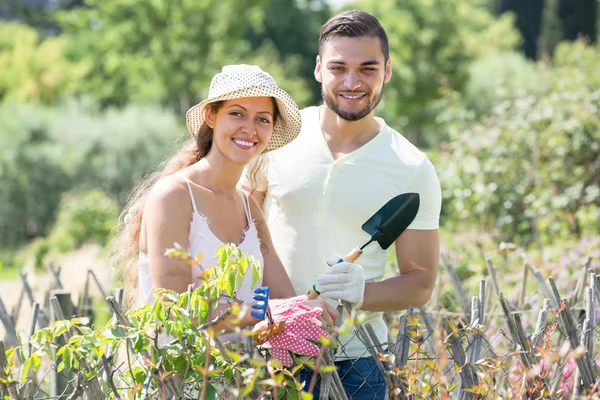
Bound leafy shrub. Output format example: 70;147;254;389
3;244;323;399
437;41;600;245
0;100;182;248
463;50;546;116
45;189;119;252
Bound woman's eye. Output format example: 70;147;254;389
258;117;271;124
229;111;242;117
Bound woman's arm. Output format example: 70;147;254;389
144;177;194;294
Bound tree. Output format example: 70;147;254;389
348;0;521;147
57;0;312;114
0;21;87;103
246;0;332;105
537;0;563;58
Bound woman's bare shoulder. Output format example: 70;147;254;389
146;174;191;213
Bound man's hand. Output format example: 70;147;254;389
315;254;365;309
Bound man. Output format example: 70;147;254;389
243;10;441;399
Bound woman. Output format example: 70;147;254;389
113;65;337;334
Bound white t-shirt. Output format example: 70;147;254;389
242;106;441;359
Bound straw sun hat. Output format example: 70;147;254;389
186;65;302;152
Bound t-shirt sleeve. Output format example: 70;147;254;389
407;158;442;230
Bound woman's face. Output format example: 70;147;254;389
206;97;275;165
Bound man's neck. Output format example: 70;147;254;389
319;105;382;159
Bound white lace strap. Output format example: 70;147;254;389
182;178;199;215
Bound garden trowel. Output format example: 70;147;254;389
307;192;420;299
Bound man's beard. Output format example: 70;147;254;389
322;83;384;121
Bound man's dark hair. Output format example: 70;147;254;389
319;10;389;61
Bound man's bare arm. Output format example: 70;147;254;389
360;229;439;312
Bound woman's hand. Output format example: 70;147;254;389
306;299;339;327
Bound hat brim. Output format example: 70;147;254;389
186;85;301;153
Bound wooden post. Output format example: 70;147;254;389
50;290;74;400
547;278;597;389
18;269;49;328
10;287;25;325
0;296;18;348
442;255;471;319
531;299;549;349
518;262;529;308
443;319;477;400
48;262;64;290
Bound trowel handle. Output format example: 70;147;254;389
306;248;364;300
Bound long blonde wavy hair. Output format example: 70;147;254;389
110;100;273;303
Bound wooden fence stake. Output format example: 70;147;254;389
48;262;64;290
0;296;18;348
18;269;49;328
531;299;549;349
50;291;74;400
10;287;25;325
547;278;597;390
442;255;471;319
442;319;477;400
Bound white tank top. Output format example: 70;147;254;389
137;178;264;309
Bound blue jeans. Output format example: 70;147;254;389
297;357;386;399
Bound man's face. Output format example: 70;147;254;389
315;36;392;121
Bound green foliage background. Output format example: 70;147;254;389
0;0;598;269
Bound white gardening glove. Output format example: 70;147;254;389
315;254;365;309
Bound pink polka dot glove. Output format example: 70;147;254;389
259;295;329;367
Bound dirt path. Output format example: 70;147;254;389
0;244;114;340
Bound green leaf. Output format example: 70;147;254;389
70;317;90;326
251;259;261;288
199;298;209;324
217;245;230;269
62;347;73;371
301;392;314;400
205;383;217;400
151;345;160;365
20;358;31;383
225;350;240;363
30;353;41;372
151;299;167;321
53;321;69;337
240;255;248;273
133;333;146;352
318;365;337;373
226;271;236;297
42;347;55;361
223;366;234;380
241;380;255;397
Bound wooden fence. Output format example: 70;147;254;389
0;257;599;399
